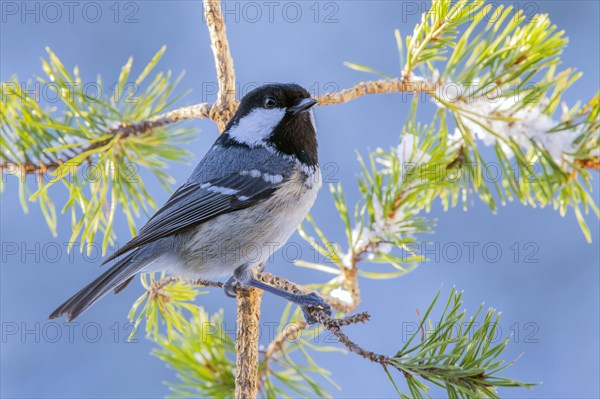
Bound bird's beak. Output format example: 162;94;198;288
289;98;318;115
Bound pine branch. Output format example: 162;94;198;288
1;103;211;175
1;46;196;249
0;78;436;177
6;80;595;177
309;289;534;398
316;79;436;105
5;0;597;397
136;0;596;395
244;283;534;397
338;0;599;241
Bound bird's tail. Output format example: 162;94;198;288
49;251;144;321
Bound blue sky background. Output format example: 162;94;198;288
1;1;599;398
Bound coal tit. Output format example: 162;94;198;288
49;83;331;324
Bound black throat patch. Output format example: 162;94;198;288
267;111;318;167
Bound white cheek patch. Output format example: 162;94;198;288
227;108;286;146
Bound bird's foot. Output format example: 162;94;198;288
223;275;238;298
224;268;332;325
297;292;332;324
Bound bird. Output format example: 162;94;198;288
49;83;331;324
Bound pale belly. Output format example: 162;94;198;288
171;167;321;278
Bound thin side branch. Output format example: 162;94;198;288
316;79;437;105
150;275;224;291
260;320;308;381
257;272;358;313
252;275;391;366
576;157;600;171
311;308;389;364
152;272;359;313
146;101;212;124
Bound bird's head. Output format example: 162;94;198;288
223;83;318;166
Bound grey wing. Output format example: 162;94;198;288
102;172;282;264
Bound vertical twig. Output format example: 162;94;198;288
203;0;238;131
201;2;263;398
234;287;263;399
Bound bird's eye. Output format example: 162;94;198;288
264;96;277;109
